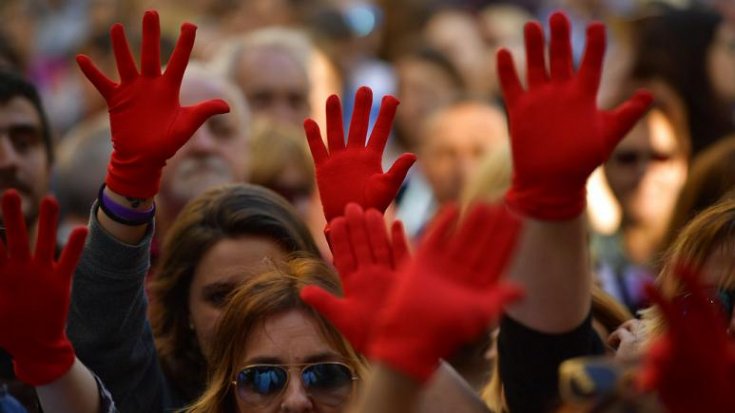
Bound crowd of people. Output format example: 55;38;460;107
1;0;735;412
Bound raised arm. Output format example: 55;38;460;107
0;190;109;413
494;11;651;412
67;10;228;411
302;202;523;413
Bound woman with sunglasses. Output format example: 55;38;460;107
188;259;365;413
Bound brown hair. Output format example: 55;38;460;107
642;198;735;339
149;183;321;401
660;135;735;256
186;257;366;413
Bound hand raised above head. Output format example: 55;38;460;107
498;11;652;220
304;87;416;223
76;10;230;199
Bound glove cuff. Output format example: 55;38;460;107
106;154;164;199
368;338;440;383
13;340;75;386
505;186;586;220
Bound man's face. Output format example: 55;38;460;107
420;104;507;204
159;75;250;211
0;97;50;226
235;47;310;126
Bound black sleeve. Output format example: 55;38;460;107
497;314;604;413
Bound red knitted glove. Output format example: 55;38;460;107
0;190;88;385
638;266;735;413
304;86;416;222
301;203;409;353
76;10;230;198
498;11;652;220
369;203;524;382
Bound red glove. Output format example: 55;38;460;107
497;11;652;220
76;10;230;199
301;203;409;353
0;190;88;385
304;86;416;223
638;265;735;413
369;203;524;382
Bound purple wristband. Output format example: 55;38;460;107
98;184;155;226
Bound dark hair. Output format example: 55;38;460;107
0;70;54;163
149;183;321;401
630;5;732;157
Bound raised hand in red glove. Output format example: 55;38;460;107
301;203;409;353
369;203;524;382
76;10;230;199
638;265;735;413
304;86;416;223
498;11;652;220
0;190;88;385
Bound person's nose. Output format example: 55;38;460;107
279;373;314;412
185;126;218;155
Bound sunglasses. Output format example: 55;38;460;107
232;361;358;407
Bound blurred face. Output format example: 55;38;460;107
233;310;356;413
188;236;287;358
395;57;459;150
708;22;735;102
604;109;687;227
420;104;507;204
235;47;310;126
0;96;49;227
160;75;250;211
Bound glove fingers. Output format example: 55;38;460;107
34;196;59;264
390;220;410;267
330;216;357;277
577;23;606;94
75;55;116;99
603;90;653;153
326;94;345;153
475;207;522;286
1;190;30;261
524;21;549;88
57;227;88;281
140;10;162;77
549;12;573;81
367;95;399;154
304;119;328;165
178;99;231;144
347;86;372;149
384;153;416;187
450;204;489;266
496;48;523;107
165;23;197;85
423;204;459;252
110;23;139;82
300;286;348;326
365;209;391;267
346;204;374;265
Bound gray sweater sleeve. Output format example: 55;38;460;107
67;203;167;413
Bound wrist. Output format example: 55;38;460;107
98;184;155;226
13;340;75;386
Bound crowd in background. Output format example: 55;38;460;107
1;0;735;412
